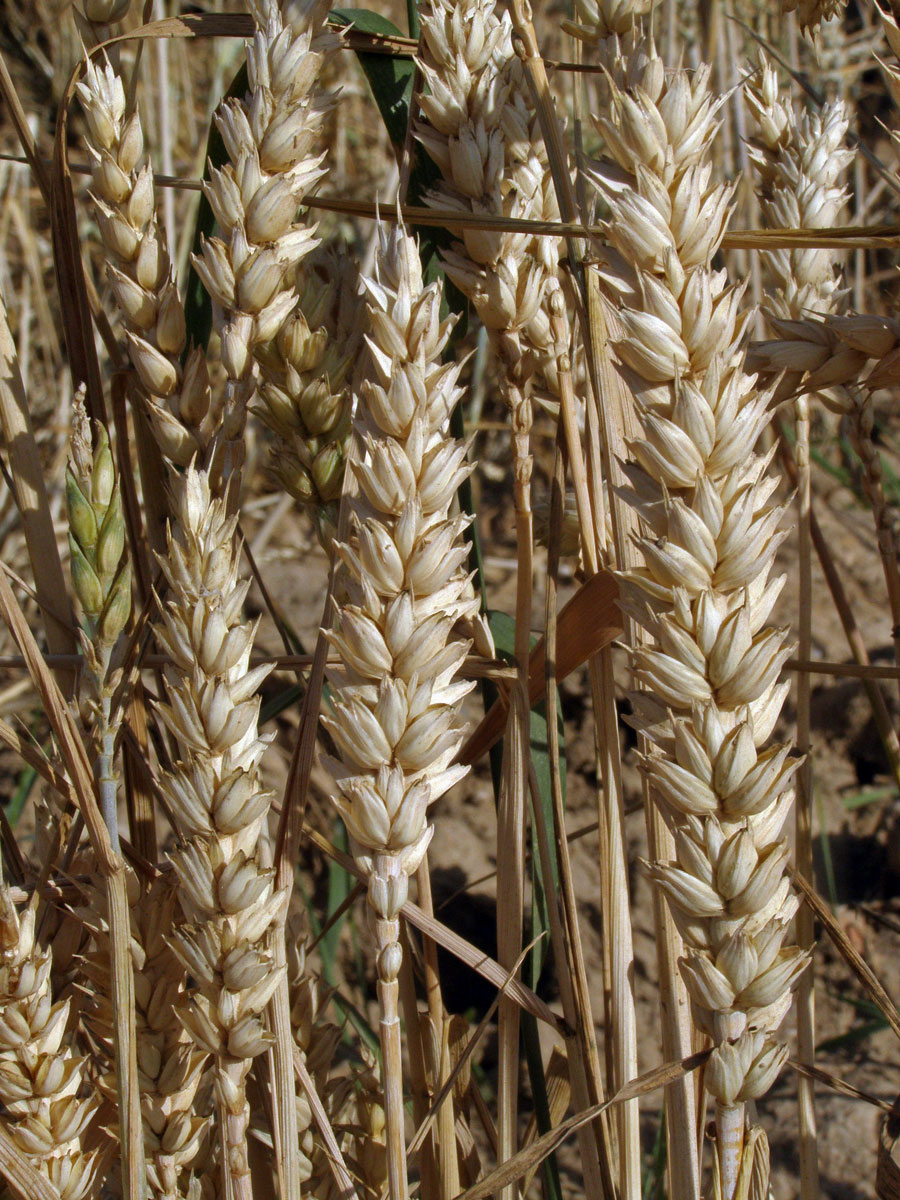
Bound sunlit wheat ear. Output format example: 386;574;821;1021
255;248;362;548
414;0;556;379
153;466;281;1200
588;37;805;1200
77;58;218;469
561;0;650;44
321;220;479;1200
746;58;851;321
193;0;339;505
0;884;100;1200
745;56;853;396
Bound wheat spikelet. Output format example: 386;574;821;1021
153;467;281;1199
77;60;217;470
322;220;478;1199
588;38;806;1199
193;0;338;504
0;885;100;1200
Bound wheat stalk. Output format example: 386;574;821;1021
588;37;807;1200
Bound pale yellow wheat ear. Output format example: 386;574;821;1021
76;56;217;475
0;881;100;1200
588;36;805;1200
747;19;900;701
153;465;280;1200
192;0;340;508
745;58;854;1200
321;218;478;1200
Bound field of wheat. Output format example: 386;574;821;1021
1;0;900;1197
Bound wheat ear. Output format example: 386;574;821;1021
255;248;361;546
589;38;806;1199
414;5;559;1177
77;58;217;471
66;395;132;851
0;882;100;1200
153;466;282;1200
193;0;338;507
322;220;478;1200
745;59;853;1200
745;61;851;326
